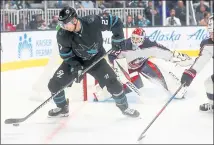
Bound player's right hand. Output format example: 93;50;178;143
68;61;84;83
181;68;196;86
108;50;121;64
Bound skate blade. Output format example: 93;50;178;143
47;113;69;118
123;114;142;120
199;109;214;113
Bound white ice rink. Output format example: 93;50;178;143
1;60;214;144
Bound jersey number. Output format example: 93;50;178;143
102;20;108;25
56;70;64;78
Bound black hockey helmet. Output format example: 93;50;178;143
58;6;77;24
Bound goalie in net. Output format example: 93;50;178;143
93;27;194;101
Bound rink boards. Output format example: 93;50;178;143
1;26;209;71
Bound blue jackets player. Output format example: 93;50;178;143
181;15;214;112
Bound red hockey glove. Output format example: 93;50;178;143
181;68;196;86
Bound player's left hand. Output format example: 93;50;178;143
76;69;84;83
112;39;125;51
181;68;196;86
170;51;193;67
108;50;122;64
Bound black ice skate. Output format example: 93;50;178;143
48;99;69;117
113;92;140;118
116;102;140;118
121;107;140;118
199;103;214;112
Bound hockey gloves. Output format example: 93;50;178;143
181;68;196;87
170;51;193;67
112;38;125;51
68;60;84;83
108;50;122;64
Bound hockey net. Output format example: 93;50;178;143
30;43;99;102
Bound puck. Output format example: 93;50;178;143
13;123;19;126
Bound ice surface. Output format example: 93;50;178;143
1;60;213;144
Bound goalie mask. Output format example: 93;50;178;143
131;28;146;46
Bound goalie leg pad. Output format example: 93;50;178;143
131;74;143;88
141;60;168;90
204;74;214;101
122;74;143;94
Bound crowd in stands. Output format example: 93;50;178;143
1;0;213;32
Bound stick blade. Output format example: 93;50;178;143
137;135;145;141
5;118;23;124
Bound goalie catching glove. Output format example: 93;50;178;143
169;51;193;67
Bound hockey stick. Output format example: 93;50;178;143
114;60;142;98
4;50;113;125
137;83;185;141
90;59;142;103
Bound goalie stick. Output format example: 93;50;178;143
4;49;113;125
114;60;144;102
91;59;143;103
137;83;185;141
